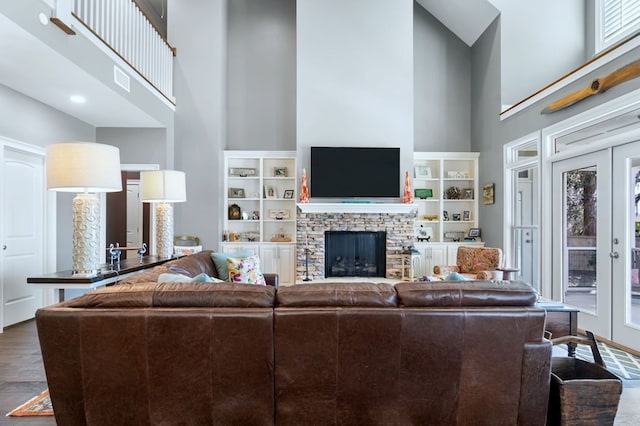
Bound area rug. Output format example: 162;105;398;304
575;340;640;380
6;389;53;417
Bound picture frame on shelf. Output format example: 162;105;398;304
251;210;260;220
414;166;432;179
274;167;288;177
483;183;495;205
463;210;471;221
283;189;294;199
468;228;481;238
229;167;256;177
443;210;449;221
269;209;290;220
414;188;433;199
228;187;245;198
265;185;277;199
452;213;461;221
462;188;474;199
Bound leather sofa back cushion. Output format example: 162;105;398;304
395;280;537;307
277;282;397;307
66;282;276;308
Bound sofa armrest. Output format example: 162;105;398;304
433;265;460;275
264;273;278;288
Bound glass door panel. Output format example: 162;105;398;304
612;141;640;352
552;150;611;338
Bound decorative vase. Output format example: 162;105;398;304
299;168;309;203
403;170;413;203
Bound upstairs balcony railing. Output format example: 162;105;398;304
57;0;175;104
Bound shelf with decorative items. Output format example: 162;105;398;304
222;151;297;286
413;152;480;244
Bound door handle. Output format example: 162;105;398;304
2;244;6;250
609;252;619;259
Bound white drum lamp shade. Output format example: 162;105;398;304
46;142;122;276
140;170;186;259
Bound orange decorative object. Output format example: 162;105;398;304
403;170;413;204
299;168;309;203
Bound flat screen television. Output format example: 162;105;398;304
310;147;400;198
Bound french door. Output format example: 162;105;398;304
552;143;640;351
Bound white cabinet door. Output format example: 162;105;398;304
415;244;447;276
260;244;295;286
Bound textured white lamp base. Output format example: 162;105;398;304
72;193;101;276
156;202;174;259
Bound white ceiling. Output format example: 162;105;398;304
0;12;161;128
0;1;498;129
416;0;499;46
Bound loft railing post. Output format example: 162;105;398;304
52;0;76;35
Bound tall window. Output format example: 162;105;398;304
597;0;640;53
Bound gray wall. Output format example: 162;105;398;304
414;2;470;152
296;0;414;176
0;84;96;270
471;18;640;248
96;127;167;166
169;0;227;249
226;0;296;151
492;0;586;108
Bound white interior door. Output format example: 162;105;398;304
552;150;612;338
126;180;142;248
611;141;640;352
2;147;45;329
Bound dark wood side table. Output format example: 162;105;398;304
536;299;580;356
28;256;172;301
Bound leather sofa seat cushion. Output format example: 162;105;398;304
277;282;397;307
66;282;276;308
395;280;537;307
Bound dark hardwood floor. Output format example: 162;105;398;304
0;320;55;425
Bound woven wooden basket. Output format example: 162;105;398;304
547;332;623;426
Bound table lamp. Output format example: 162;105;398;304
140;170;186;258
46;142;122;276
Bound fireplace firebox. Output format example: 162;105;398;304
324;231;386;277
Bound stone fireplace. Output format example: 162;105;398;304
296;204;416;281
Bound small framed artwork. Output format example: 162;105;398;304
274;167;288;177
462;188;474;199
452;213;461;221
228;187;245;198
443;210;449;221
269;209;290;220
283;189;294;199
447;171;470;179
414;166;432;179
265;186;277;199
468;228;481;238
463;210;471;221
483;183;495;205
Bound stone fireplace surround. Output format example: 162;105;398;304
296;204;416;281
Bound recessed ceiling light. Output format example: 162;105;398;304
38;12;49;26
70;95;86;104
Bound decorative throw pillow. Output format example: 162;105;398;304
211;251;254;281
444;271;470;281
226;255;267;285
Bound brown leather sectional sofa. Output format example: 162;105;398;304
36;256;552;425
